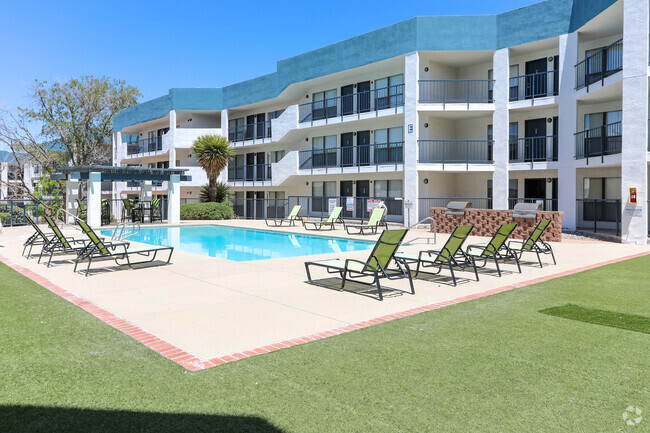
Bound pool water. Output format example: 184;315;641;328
100;225;374;262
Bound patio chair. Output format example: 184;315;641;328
302;206;342;231
151;198;162;222
305;229;414;301
22;214;54;258
75;199;87;221
265;205;302;227
464;223;521;277
507;219;556;267
38;214;93;267
121;198;141;223
344;207;387;235
395;225;475;286
74;219;173;276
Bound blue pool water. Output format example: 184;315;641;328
100;225;374;261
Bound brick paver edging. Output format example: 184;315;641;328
1;250;649;371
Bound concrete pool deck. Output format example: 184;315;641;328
1;220;648;371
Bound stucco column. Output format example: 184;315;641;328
219;109;230;184
621;0;649;244
168;174;181;224
492;48;510;209
0;163;8;199
141;180;153;223
87;172;102;228
557;32;578;230
65;178;79;224
169;110;177;168
403;51;419;227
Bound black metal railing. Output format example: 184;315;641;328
574;121;622;163
228;120;272;143
508;197;558;211
288;196;404;223
575;38;623;90
0;199;64;227
298;142;404;172
126;136;164;155
576;198;621;236
298;84;404;124
509;136;558;163
418;140;493;167
227;164;272;182
509;70;559;101
230;198;289;220
418;80;495;105
417;197;492;221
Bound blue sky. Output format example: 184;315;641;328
0;0;539;112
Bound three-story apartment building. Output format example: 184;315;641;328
112;0;649;244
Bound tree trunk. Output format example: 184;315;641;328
209;177;216;202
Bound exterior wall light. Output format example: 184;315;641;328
424;123;429;128
423;178;429;184
424;67;429;72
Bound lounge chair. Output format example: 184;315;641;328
464;223;521;277
75;199;87;221
265;205;302;227
22;214;54;258
74;219;173;276
305;229;414;301
302;206;342;231
507;219;556;267
344;207;387;235
122;198;141;223
38;214;91;267
395;225;476;286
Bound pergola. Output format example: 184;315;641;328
52;166;192;227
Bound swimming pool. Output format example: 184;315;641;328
100;225;374;262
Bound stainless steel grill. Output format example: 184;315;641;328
512;202;542;218
445;201;472;216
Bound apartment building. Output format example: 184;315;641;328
112;0;649;244
0;150;39;199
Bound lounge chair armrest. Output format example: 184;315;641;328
507;240;525;248
344;258;374;273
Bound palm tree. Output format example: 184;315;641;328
192;135;233;202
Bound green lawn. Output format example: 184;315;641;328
0;257;648;432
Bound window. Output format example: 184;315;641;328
583;177;621;222
487;69;494;102
487;124;493;161
509;179;519;200
312;136;337;167
375;75;404;109
267;150;285;164
266;191;286;218
509;65;519;100
266;110;285;137
228;154;245;180
374;127;403;163
509;122;519;160
583;111;622;156
312;89;337;120
228;117;245;142
374;180;403;215
312;181;336;212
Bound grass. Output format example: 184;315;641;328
540;304;650;334
0;256;649;432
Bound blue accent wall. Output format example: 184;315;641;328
114;0;620;131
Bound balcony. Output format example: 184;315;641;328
298;85;404;124
228;120;272;145
418;140;493;169
418;80;494;106
575;38;623;91
227;164;272;183
509;71;558;102
127;137;163;156
574;122;622;162
509;136;558;164
298;142;404;173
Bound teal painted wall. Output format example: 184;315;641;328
114;0;620;131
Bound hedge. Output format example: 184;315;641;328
180;202;233;220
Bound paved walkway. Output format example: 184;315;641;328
1;220;648;370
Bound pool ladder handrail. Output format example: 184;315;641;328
112;222;141;241
403;217;436;245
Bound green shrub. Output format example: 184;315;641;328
0;212;10;225
180;202;233;220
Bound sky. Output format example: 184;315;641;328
0;0;540;113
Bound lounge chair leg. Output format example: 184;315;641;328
536;251;543;268
47;250;54;268
550;248;556;265
340;270;347;290
514;254;522;273
494;257;501;277
375;272;383;301
304;263;313;283
449;263;457;287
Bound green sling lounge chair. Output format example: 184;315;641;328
74;219;173;276
302;206;342;231
75;199;87;221
122;198;141;223
344;207;387;235
22;214;54;258
265;205;302;227
151;198;162;222
464;223;521;277
507;219;556;267
38;214;91;267
395;225;475;286
305;229;414;301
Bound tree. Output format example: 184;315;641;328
199;182;230;203
0;76;141;201
192;135;233;203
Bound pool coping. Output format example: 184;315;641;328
2;250;649;372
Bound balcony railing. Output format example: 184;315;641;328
227;164;272;182
576;198;622;236
126;136;163;156
574;121;622;163
228;120;272;143
298;84;404;124
509;70;558;101
289;196;404;222
509;136;558;163
508;197;558;211
575;38;623;90
418;140;493;168
418;80;494;106
298;142;404;172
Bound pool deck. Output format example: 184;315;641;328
1;220;648;371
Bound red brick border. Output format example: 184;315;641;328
2;250;649;372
